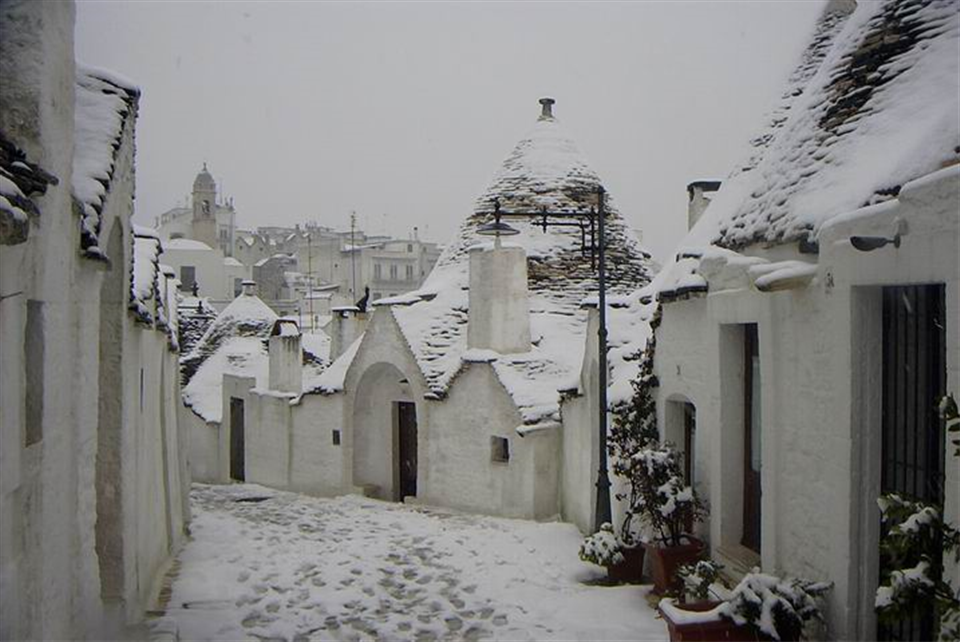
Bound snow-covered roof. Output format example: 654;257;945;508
166;237;214;251
708;0;959;250
72;65;139;261
1;132;58;246
181;292;279;423
359;100;655;425
602;0;960;407
129;225;181;349
129;225;162;324
177;296;219;356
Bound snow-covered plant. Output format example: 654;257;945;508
942;393;959;457
720;571;833;641
875;493;960;640
625;444;704;547
675;559;723;603
578;522;624;568
875;395;960;641
610;331;661;548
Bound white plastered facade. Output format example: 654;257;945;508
649;167;959;641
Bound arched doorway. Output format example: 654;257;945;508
351;362;418;502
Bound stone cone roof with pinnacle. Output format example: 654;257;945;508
314;99;657;427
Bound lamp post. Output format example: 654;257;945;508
481;186;612;532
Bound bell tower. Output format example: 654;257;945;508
191;163;219;249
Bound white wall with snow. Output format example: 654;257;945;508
0;3;189;637
650;165;959;640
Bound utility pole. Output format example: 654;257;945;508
350;211;357;299
306;232;314;332
595;186;612;531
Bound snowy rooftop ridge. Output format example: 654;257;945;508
0;131;58;245
181;292;279;423
130;225;162;325
380;100;656;424
711;0;960;250
73;64;140;261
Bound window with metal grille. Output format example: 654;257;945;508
877;284;946;642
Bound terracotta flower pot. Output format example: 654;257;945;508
659;600;763;642
644;536;704;594
606;545;646;583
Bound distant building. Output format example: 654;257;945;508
188;99;656;529
155;164;237;256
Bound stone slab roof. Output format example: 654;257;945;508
73;65;139;261
710;0;959;250
382;102;656;425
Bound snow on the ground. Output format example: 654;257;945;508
152;484;667;641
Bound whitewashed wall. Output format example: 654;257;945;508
651;166;959;641
0;2;189;637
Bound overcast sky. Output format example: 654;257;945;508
75;1;825;261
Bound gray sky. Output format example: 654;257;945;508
75;1;825;261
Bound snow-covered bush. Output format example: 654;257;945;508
609;327;661;548
623;444;704;547
676;559;723;602
876;395;960;641
720;571;832;641
578;522;624;568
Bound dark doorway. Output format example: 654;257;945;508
683;403;697;487
742;324;762;554
230;396;245;481
878;284;946;641
397;401;417;501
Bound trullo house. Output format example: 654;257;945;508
204;98;656;530
0;1;190;637
597;0;959;639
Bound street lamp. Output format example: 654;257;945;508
480;186;612;532
476;199;521;245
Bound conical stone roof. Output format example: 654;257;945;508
366;99;656;426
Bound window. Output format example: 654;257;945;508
374;263;382;280
332;429;341;446
234;278;243;297
389;264;398;280
180;265;196;292
405;264;414;281
407;243;413;253
491;436;510;463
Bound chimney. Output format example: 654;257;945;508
468;243;531;354
686;180;721;230
268;319;303;393
241;279;257;296
538;97;556;121
329;305;369;360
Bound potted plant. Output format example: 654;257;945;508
606;337;661;583
625;444;705;594
719;571;833;641
578;522;645;583
659;560;749;642
660;571;832;642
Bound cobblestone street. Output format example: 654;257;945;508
150;484;666;641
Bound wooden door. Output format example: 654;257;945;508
878;284;946;641
230;396;245;481
397;402;417;500
742;324;762;553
